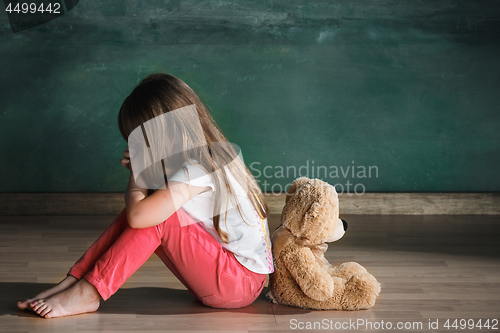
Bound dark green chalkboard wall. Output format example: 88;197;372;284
1;0;499;192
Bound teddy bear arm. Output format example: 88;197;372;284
282;245;334;302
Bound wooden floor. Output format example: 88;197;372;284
1;214;499;332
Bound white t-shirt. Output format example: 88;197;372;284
168;159;274;274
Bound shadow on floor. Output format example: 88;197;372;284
3;283;309;317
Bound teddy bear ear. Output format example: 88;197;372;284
300;201;322;241
285;177;311;205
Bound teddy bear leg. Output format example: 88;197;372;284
329;262;368;279
340;272;381;310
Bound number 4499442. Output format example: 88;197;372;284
443;319;498;330
5;2;62;14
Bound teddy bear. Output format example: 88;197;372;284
266;177;381;310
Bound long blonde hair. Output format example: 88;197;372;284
118;73;268;242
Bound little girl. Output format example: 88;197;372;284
17;73;274;318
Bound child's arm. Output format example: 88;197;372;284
125;170;210;229
120;146;210;229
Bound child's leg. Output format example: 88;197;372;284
81;211;171;300
153;248;201;301
18;208;129;311
67;208;129;280
62;207;263;308
81;207;265;308
30;209;177;318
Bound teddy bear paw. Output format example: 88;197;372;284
340;272;381;310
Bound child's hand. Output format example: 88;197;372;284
120;147;132;171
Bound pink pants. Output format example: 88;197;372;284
67;207;266;309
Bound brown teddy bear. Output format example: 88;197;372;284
266;177;381;310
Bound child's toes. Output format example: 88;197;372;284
32;300;44;311
40;306;52;318
35;303;47;315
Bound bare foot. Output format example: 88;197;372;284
32;278;100;318
17;275;78;310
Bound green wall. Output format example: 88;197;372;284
1;0;499;192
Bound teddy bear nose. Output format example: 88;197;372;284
341;219;348;231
